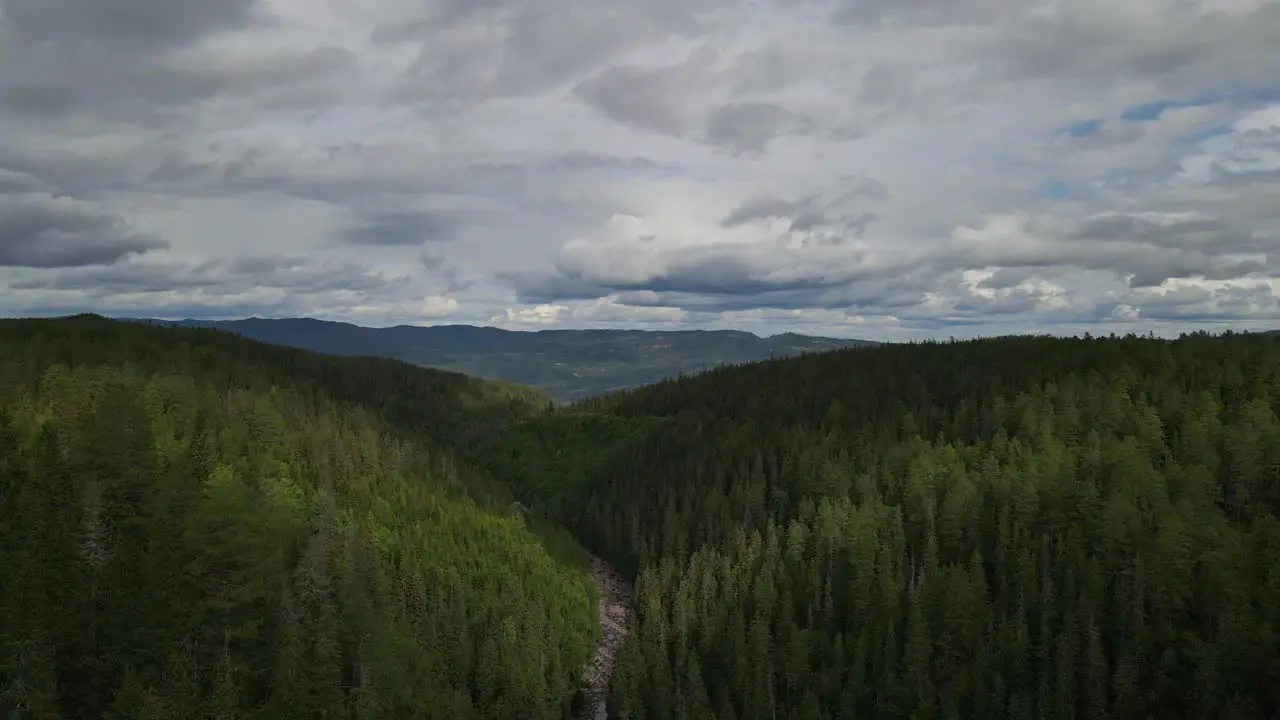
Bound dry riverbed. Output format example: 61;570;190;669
580;555;633;720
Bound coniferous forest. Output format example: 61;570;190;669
483;331;1280;720
0;316;596;719
3;316;1280;719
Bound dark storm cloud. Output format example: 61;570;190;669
225;255;308;276
721;178;887;235
1066;211;1260;252
419;251;447;271
10;260;227;294
944;210;1274;289
544;151;665;174
501;272;615;304
3;0;1278;334
720;197;801;227
0;0;358;142
0;148;148;198
512;239;920;310
0;169;57;195
380;0;723;101
981;2;1280;91
494;5;658;95
1;83;77;119
0;195;168;268
599;270;943;316
610;256;836;296
575;65;693;137
11;256;413;299
822;0;1008;27
975;266;1051;290
121;145;675;215
702;102;813;155
574;60;856;152
1069;212;1219;243
4;0;262;51
502;169;912;312
1128;283;1280;322
339;211;464;247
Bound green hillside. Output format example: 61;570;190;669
142;317;877;402
0;315;595;719
481;331;1280;719
6;316;1279;719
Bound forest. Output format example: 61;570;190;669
482;331;1280;720
0;315;596;719
2;316;1279;719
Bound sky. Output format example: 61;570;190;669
1;0;1278;341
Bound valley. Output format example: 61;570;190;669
2;317;1278;719
6;0;1275;717
581;556;633;720
142;317;877;401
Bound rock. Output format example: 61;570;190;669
578;555;634;719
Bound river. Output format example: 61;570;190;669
579;555;633;720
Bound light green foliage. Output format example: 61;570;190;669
7;315;1280;719
489;332;1280;719
0;316;597;719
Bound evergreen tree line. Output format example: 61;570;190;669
0;317;597;719
484;332;1280;719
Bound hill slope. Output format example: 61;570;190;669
140;317;876;401
481;332;1280;719
0;315;596;719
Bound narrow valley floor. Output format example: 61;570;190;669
581;555;633;720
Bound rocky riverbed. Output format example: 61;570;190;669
580;555;633;720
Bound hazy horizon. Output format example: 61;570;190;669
2;0;1277;340
5;311;1270;344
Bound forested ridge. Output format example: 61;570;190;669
5;315;1280;720
147;317;874;402
0;315;597;719
482;331;1280;720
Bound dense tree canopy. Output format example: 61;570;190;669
5;316;1279;720
484;331;1280;720
0;316;596;719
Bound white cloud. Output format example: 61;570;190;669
1;0;1277;339
496;303;568;326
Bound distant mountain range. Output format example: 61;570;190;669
132;317;878;401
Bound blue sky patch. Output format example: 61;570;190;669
1121;86;1280;122
1059;118;1102;137
1120;96;1215;122
1180;123;1235;145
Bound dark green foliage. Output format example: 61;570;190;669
487;331;1280;719
0;316;597;719
8;314;1280;720
478;413;669;528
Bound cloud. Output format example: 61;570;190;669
1120;278;1280;323
340;211;463;246
1;83;77;119
574;62;705;138
4;0;260;50
1;0;1277;339
0;169;57;195
977;2;1280;93
0;194;168;267
720;176;886;234
946;209;1270;287
703;102;816;155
